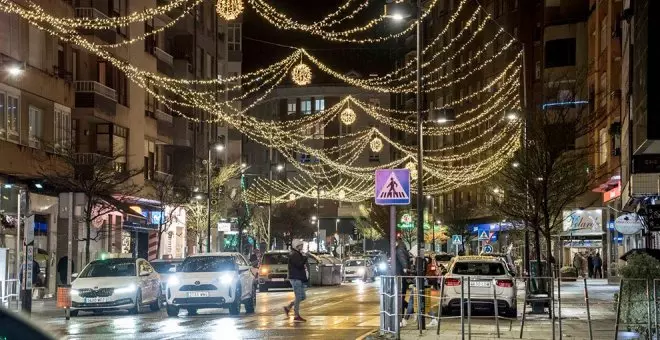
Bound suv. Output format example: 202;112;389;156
258;251;291;292
165;252;257;316
441;256;517;318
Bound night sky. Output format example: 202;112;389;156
242;0;398;82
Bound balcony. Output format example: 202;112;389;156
155;108;174;124
154;47;174;76
75;8;118;44
75;81;117;116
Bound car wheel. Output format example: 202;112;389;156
243;286;256;314
229;286;242;316
504;307;518;318
186;308;197;315
166;305;179;317
69;310;79;317
129;289;143;315
259;285;268;293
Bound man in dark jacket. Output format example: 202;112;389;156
283;239;308;322
395;239;411;314
593;253;603;278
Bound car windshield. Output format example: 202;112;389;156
79;260;135;278
151;262;180;274
452;262;506;276
180;256;235;272
345;260;365;267
436;254;454;262
262;254;288;265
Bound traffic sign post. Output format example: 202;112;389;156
375;169;411;277
452;235;462;255
22;215;35;314
483;244;494;254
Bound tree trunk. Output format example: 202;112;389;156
156;208;164;259
545;231;553;278
85;220;91;264
534;227;542;277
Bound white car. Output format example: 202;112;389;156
150;258;184;300
342;258;375;282
70;258;161;316
440;256;517;318
165;252;257;316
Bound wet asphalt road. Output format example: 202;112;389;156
36;282;380;340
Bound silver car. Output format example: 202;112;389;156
342;258;375;282
440;256;517;318
258;251;291;292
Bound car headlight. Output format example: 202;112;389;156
220;273;235;285
378;262;387;270
357;268;366;275
114;284;137;294
70;289;80;296
168;276;181;286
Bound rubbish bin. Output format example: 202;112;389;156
307;254;323;286
321;262;335;286
56;285;71;309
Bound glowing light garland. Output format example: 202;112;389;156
291;63;312;86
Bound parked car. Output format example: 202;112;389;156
342;258;375;282
70;257;161;316
150;258;183;300
440;256;517;318
478;252;517;276
258;250;291;292
165;252;257;316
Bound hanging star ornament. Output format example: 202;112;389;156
291;63;312;85
217;0;243;20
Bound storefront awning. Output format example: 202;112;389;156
559;229;605;239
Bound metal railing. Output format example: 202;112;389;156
74;7;109;19
1;279;19;309
154;47;174;66
379;275;632;340
75;80;118;101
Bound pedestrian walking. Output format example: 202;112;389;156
572;253;583;277
587;252;594;278
593;253;603;278
283;239;308;322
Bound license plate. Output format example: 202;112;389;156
470;281;491;287
188;292;210;298
271;278;285;282
85;297;109;303
346;271;355;274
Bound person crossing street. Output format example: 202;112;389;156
283;239;308;322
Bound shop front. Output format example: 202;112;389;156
560;209;605;268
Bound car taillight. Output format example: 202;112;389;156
496;280;513;288
260;267;269;275
445;278;461;286
430;265;436;271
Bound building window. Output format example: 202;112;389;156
600;17;608;53
299;153;312;163
54;104;71;152
340;123;352;135
28;25;45;70
600;73;607;108
535;61;541;80
599;128;608;165
205;53;212;79
96;124;128;171
227;24;242;51
287;100;297;115
544;38;576;68
369;98;381;107
300;99;312;114
0;93;5;139
314;122;324;139
0;11;21;60
29;106;43;148
314;98;325;112
369;151;380;162
144;140;155;180
6;94;19;143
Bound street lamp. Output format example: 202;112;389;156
386;0;426;328
207;141;225;253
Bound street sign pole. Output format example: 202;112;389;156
22;214;35;314
390;206;396;275
375;169;410;276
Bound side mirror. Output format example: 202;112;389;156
71;273;78;279
139;270;150;277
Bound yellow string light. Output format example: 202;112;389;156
291;63;312;86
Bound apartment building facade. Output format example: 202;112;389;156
0;0;242;294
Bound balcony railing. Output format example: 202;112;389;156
75;81;117;101
154;47;174;66
74;153;112;165
75;7;109;20
155;108;174;124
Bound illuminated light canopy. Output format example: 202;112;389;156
291;62;312;86
217;0;244;20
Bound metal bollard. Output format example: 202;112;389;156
520;278;527;339
437;276;445;335
614;280;623;340
647;280;653;340
467;276;472;340
394;276;400;340
493;279;500;338
550;277;556;340
461;277;465;340
557;275;562;340
583;278;593;340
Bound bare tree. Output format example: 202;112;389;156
147;173;189;259
37;150;142;263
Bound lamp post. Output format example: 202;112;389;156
385;0;425;330
267;163;284;251
207;142;224;253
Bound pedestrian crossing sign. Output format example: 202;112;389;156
374;169;410;205
478;230;490;241
451;235;462;245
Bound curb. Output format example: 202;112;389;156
356;328;378;340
